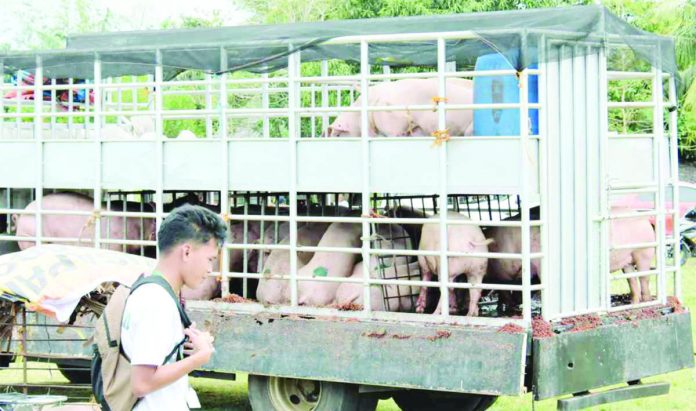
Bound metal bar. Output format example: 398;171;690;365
320;60;329;136
262;72;270;138
652;55;667;305
538;34;550;320
205;73;213;139
607;300;663;312
607;182;658;190
605;211;658;220
2;383;92;390
607;71;670;80
22;307;27;393
220;47;231;297
436;37;450;318
608;187;657;195
610;269;659;281
599;44;611;312
242;202;249;297
609;133;654;139
288;45;299;306
222;213;541;227
359;40;372;313
556;382;670;411
574;44;587;313
154;50;164;258
298;69;540;83
33;59;44;251
609;242;658;250
668;76;681;299
225;273;537;292
519;59;532;324
0;59;4;140
225;241;541;260
15;70;21;137
93;55;103;250
607;101;655;109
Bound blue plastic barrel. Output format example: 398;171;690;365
473;52;539;136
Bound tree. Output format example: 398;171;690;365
603;0;696;158
237;0;334;24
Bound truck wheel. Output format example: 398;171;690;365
55;359;91;384
248;374;377;411
392;390;497;411
0;352;12;369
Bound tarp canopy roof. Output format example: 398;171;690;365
0;5;676;80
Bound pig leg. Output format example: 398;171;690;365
639;276;652;302
415;256;432;314
623;265;641;305
467;287;482;317
466;268;486;317
635;251;653;302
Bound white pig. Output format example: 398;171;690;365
325;78;473;137
296;223;362;306
610;208;656;304
15;192;155;254
256;223;329;305
416;213;492;316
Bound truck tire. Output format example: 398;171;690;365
248;374;377;411
55;359;91;384
0;352;12;369
392;390;497;411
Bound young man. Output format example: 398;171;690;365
121;204;227;410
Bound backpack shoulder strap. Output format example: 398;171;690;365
129;275;192;329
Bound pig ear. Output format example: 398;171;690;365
321;127;331;137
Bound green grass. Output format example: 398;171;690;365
2;262;696;410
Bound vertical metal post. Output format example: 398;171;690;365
154;50;165;258
288;45;300;306
360;40;372;312
598;46;611;311
519;65;532;325
220;47;231;297
242;202;249;297
667;76;681;299
34;58;44;247
652;49;666;305
320;60;329;135
262;72;270;138
131;75;137;114
0;60;4;140
21;307;27;394
310;84;316;137
50;78;56;139
16;70;22;138
68;78;74;131
436;38;450;318
538;35;550;320
93;54;103;249
205;73;213;139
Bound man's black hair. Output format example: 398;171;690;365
157;204;227;254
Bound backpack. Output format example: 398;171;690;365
91;274;192;411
